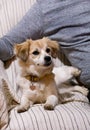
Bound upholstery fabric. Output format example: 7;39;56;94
6;102;90;130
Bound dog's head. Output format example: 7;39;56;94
14;37;59;76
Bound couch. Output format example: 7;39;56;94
0;0;90;130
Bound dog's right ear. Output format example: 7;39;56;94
14;40;31;61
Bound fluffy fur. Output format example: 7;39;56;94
14;37;88;113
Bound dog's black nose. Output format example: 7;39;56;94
44;56;51;62
44;56;52;66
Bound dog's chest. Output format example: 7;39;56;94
21;74;54;103
29;81;45;92
24;75;48;93
27;81;47;103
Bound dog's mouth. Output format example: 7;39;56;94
44;61;52;66
37;61;52;67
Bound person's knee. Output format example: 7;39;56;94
0;38;13;61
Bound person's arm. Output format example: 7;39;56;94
0;1;43;61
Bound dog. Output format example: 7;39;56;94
14;37;88;113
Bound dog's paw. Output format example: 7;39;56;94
74;86;89;96
78;86;89;96
16;105;30;113
44;103;54;110
71;67;81;77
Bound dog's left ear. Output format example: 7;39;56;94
14;40;31;61
44;37;60;58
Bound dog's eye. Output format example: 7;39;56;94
32;50;39;55
46;48;51;53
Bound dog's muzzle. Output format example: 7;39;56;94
44;56;52;66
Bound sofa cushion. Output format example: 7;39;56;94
6;101;90;130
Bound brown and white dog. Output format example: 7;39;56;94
14;37;88;113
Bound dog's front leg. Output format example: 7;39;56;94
44;95;58;110
17;93;33;113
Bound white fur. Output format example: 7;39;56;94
53;65;81;86
53;58;88;95
44;95;58;109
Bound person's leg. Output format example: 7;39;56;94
62;42;90;88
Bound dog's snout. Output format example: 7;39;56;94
44;56;52;66
44;56;51;62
